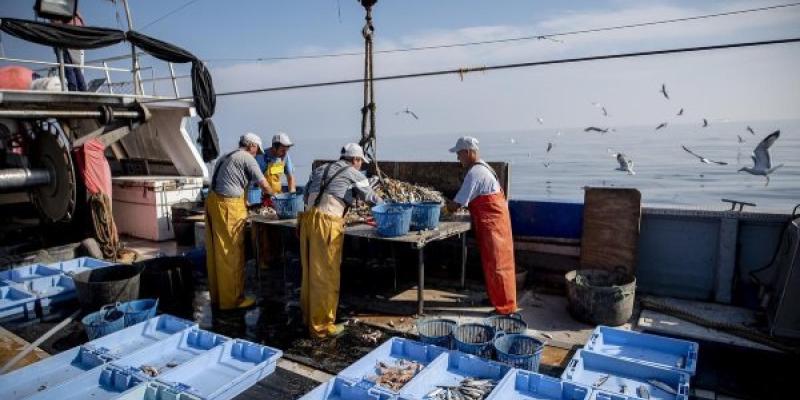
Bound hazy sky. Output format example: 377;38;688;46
3;0;800;151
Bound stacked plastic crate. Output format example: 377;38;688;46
561;326;699;400
0;257;113;322
0;314;282;400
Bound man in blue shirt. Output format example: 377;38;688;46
256;132;296;194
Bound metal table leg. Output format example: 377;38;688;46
253;224;262;302
417;246;425;316
460;233;467;289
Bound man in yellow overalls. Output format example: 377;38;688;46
256;132;296;195
205;133;274;310
300;143;382;338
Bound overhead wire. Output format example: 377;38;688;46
201;2;800;63
139;0;203;31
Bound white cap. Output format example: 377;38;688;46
240;132;264;154
271;132;293;147
341;143;370;163
449;136;479;153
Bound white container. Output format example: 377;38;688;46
112;176;203;241
194;221;206;248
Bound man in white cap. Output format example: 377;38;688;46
205;133;275;310
298;143;382;338
446;136;517;315
256;132;296;195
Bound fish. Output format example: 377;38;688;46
593;374;609;388
648;379;678;395
637;385;651;399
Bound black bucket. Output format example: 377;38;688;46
565;269;636;326
73;264;144;312
136;256;194;314
171;202;204;246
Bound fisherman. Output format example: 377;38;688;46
256;132;296;195
300;143;382;338
205;133;274;310
445;136;517;315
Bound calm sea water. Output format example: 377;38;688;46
275;120;800;213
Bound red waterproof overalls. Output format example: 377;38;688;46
466;163;517;314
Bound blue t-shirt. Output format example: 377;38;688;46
256;152;294;176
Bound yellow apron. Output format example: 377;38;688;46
298;207;345;338
264;159;285;194
204;192;248;310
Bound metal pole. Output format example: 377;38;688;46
55;49;67;92
460;233;467;289
0;168;52;192
0;110;142;119
121;0;143;96
417;246;425;316
102;61;114;94
168;62;180;98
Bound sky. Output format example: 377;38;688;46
2;0;800;152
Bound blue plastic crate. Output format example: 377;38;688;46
25;274;77;316
112;328;227;377
151;339;282;400
398;350;511;399
50;257;113;274
585;326;699;376
273;192;305;219
247;187;262;206
27;364;151;400
561;350;690;400
0;284;37;322
300;377;396;400
0;264;61;283
486;369;590;400
0;314;196;399
338;337;446;393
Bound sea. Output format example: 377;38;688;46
256;120;800;213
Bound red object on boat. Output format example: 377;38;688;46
0;66;33;90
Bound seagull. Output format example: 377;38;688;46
682;145;728;165
737;135;745;144
610;152;635;175
546;142;554;153
395;107;419;119
746;126;755;135
592;102;608;116
660;84;669;99
655;122;668;131
555;131;563;137
584;126;609;134
702;118;709;128
677;108;684;116
536;117;544;125
739;130;783;186
542;161;551;168
510;138;516;144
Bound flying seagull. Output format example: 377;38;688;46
660;84;669;99
585;126;609;134
510;138;516;144
746;126;755;135
542;161;552;168
610;152;635;175
677;108;684;116
395;107;419;119
536;117;544;125
737;135;745;144
739;130;783;186
592;102;608;116
546;142;554;153
655;122;668;130
682;145;728;165
702;118;709;128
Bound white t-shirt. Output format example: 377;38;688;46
454;160;501;206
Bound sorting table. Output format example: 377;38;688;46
249;215;471;315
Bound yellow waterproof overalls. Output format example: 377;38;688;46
299;163;348;337
205;151;249;310
264;156;285;194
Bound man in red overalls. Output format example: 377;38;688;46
445;136;517;315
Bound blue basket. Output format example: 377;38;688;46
119;298;158;327
416;318;457;349
247;187;262;206
371;203;413;237
81;304;125;340
484;313;528;334
493;333;545;371
411;201;442;230
453;323;497;359
273;192;304;219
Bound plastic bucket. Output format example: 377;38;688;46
493;333;545;371
120;298;158;326
81;304;125;340
371;203;413;237
417;318;457;349
411;201;442;230
453;323;497;358
247;187;262;206
73;264;143;311
484;313;528;334
565;269;636;326
273;193;304;219
137;256;194;313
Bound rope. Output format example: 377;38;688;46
640;298;800;355
357;3;387;183
89;193;120;261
